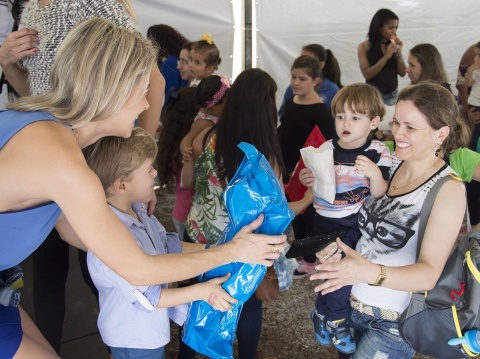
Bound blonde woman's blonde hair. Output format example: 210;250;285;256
83;127;158;194
9;17;156;127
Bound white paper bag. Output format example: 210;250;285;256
300;145;336;204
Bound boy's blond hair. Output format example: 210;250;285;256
83;128;157;195
331;83;385;120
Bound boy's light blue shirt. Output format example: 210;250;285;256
87;202;187;349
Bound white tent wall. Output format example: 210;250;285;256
134;1;480;110
255;0;480;107
2;2;479;111
0;1;241;110
134;0;238;80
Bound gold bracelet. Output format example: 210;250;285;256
369;264;387;286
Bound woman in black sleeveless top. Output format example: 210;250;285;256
358;8;406;105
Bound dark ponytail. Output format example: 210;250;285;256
324;49;343;88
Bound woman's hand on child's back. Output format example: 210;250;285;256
200;273;237;311
468;61;480;72
299;168;315;187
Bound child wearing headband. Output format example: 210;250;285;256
180;75;230;163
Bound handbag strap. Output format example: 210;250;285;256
416;174;458;261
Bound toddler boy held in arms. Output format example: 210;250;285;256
300;83;391;354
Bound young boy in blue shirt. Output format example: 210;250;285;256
83;127;235;359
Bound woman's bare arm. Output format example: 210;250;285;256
51;136;284;285
55;214;87;251
1;121;285;287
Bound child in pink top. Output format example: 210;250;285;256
157;75;230;239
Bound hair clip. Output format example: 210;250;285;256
201;33;215;45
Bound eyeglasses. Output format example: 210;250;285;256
358;205;415;249
177;59;189;66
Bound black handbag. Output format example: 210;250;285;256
399;175;480;358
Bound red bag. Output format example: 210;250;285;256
284;126;326;202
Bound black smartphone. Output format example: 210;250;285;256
285;230;346;259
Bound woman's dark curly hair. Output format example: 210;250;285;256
156;87;200;185
147;24;189;68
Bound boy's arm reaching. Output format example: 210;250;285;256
156;273;236;312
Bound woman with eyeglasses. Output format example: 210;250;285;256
310;82;470;358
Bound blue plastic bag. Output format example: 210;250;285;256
182;142;294;358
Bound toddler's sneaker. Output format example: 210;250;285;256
293;259;317;279
310;310;331;346
310;311;356;354
327;319;356;354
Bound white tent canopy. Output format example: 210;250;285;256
2;1;479;109
136;0;480;107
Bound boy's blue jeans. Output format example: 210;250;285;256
381;88;398;106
